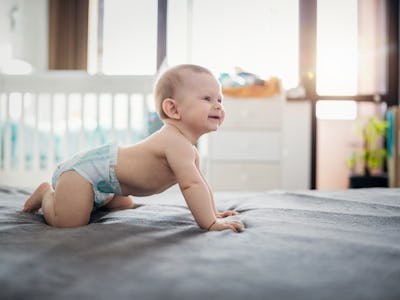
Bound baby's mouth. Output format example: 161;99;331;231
208;115;220;120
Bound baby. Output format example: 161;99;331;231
23;64;245;233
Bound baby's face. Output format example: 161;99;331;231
175;71;225;133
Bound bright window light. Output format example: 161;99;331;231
316;100;357;120
317;0;358;95
168;0;299;89
1;59;33;74
102;0;157;75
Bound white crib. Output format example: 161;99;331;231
0;72;155;188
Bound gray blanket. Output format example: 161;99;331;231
0;186;399;300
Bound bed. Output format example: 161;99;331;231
1;186;399;300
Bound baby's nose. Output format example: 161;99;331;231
214;101;223;109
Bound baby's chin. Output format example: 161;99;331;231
208;117;222;127
209;124;221;132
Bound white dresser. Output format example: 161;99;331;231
199;94;285;191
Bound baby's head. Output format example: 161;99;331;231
154;64;217;120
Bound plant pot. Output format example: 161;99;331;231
349;174;388;188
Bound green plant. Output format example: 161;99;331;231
348;116;388;176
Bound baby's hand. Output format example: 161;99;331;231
216;210;239;218
208;219;244;233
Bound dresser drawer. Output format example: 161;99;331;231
208;162;281;191
209;131;281;161
221;96;283;129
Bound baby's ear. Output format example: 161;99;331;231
162;98;181;120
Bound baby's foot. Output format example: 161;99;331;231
103;195;137;211
23;182;52;213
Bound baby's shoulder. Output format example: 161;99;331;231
159;128;195;154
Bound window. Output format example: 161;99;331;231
88;0;387;93
316;100;357;120
301;0;393;189
316;0;387;96
167;0;299;89
316;0;358;95
89;0;299;87
88;0;158;75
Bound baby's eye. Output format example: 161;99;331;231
202;96;211;101
217;98;222;103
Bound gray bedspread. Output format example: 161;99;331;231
0;186;399;300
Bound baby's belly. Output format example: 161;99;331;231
119;180;177;197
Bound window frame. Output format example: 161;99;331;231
298;0;399;189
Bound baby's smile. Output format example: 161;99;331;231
208;113;222;121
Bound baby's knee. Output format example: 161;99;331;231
39;182;51;190
52;215;90;228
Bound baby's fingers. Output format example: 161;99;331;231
217;210;240;218
228;220;245;232
209;220;244;232
228;211;240;216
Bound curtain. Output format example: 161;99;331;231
48;0;89;70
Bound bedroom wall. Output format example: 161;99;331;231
317;119;355;190
0;0;48;72
317;102;384;190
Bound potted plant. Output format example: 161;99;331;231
348;116;388;188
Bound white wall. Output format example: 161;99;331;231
0;0;48;71
316;101;384;190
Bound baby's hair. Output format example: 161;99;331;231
154;64;213;120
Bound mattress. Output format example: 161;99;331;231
0;186;399;300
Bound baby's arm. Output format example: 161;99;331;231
165;138;243;232
195;149;239;219
194;149;218;215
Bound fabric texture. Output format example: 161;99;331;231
0;186;399;300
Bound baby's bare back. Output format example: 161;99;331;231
114;129;178;197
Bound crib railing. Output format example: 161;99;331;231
0;72;156;188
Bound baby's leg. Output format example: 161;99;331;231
35;171;94;228
23;182;52;213
103;195;136;211
44;170;94;227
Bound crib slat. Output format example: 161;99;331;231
0;95;2;169
18;94;25;171
144;93;151;136
126;94;132;144
48;94;55;171
4;94;11;171
96;94;100;147
65;94;70;158
79;93;85;151
111;93;116;141
32;94;40;171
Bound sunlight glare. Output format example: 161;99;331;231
316;100;357;120
317;0;358;95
